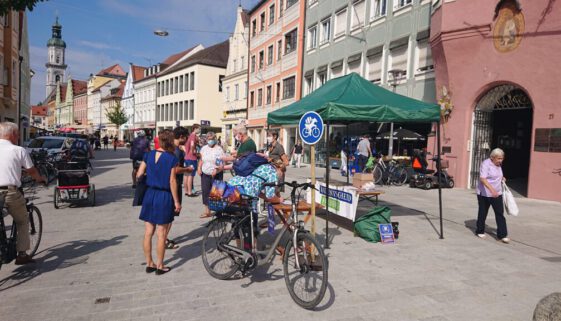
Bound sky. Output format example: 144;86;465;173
28;0;260;105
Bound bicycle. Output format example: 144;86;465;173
0;178;43;270
371;156;409;186
201;181;328;309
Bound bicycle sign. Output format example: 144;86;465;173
299;111;324;145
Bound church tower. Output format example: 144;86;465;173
45;17;67;98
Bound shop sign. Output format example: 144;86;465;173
307;181;359;221
379;224;395;244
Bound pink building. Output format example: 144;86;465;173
430;0;561;202
72;79;88;130
247;0;306;150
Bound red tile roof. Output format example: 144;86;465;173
96;64;126;77
161;47;196;66
31;105;48;116
59;83;68;101
71;79;88;96
132;65;147;81
241;9;249;26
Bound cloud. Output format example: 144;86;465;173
78;40;117;50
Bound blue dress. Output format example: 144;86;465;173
139;150;178;225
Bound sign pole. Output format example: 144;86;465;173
310;144;316;237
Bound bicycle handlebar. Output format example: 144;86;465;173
262;181;316;191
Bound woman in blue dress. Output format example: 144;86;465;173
136;129;181;275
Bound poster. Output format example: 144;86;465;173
306;180;360;221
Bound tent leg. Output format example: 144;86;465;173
346;124;349;185
325;121;330;249
436;121;444;239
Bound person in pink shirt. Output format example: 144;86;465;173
183;124;200;197
475;148;509;243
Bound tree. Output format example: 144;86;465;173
0;0;48;16
105;102;129;136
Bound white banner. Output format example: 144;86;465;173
307;181;360;221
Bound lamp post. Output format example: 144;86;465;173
387;68;405;157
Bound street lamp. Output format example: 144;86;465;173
153;29;169;37
387;69;405;158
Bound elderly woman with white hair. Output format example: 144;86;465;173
476;148;509;243
197;131;224;218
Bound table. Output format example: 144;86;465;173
357;190;384;206
272;201;323;224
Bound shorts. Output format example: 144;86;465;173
132;160;142;169
184;160;198;177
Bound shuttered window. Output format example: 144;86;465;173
416;39;434;73
367;53;383;82
390;45;408;74
335;9;347;37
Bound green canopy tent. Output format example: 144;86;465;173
267;73;445;244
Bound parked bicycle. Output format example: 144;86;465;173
0;177;43;270
30;149;64;184
368;156;409;186
201;181;328;309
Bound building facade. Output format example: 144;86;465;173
100;82;125;137
429;0;561;202
156;41;229;133
247;0;306;150
55;78;87;128
87;77;121;134
222;6;250;149
121;63;146;140
45;17;66;98
72;80;88;131
31;105;48;132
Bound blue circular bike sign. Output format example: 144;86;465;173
299;111;324;145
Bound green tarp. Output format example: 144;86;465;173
267;73;440;125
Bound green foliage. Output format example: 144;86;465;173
105;102;129;128
0;0;48;15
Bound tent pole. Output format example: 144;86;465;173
325;121;331;249
436;121;444;239
346;123;349;185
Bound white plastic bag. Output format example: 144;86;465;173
502;182;519;216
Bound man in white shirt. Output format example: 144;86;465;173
356;135;372;172
0;122;46;265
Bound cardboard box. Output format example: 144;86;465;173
353;172;373;189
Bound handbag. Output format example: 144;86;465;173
133;175;148;207
502;182;519;216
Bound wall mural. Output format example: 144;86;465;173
493;1;525;53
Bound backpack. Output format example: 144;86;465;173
70;139;88;157
130;137;147;161
233;153;269;177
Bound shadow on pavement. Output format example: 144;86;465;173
165;226;206;269
0;235;127;292
94;184;134;206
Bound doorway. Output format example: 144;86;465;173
470;85;533;196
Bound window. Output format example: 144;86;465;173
266;85;272;105
277;40;282;60
233;59;237;72
189;100;195;120
304;75;314;95
390;44;408;76
269;5;275;25
219;75;225;92
287;0;298;9
178;101;183;120
174;102;179;120
260;12;266;31
371;0;387;19
259;51;264;69
367;52;383;82
282;76;295;99
351;0;366;29
320;18;331;44
279;0;284;17
284;29;298;55
174;77;179;93
190;72;195;90
331;64;343;78
226;86;230;101
395;0;412;9
257;88;263;106
170;78;175;94
275;82;281;102
235;84;239;100
241;56;245;70
251;55;256;72
308;25;318;50
183;101;188;120
165;80;169;95
416;39;434;73
267;45;273;65
347;55;362;75
179;76;184;92
252;19;257;37
250;91;255;107
317;72;327;88
335;8;347;37
184;74;189;91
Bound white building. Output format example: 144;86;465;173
87;78;121;134
121;64;146;140
156;40;229;133
132;45;203;139
222;5;249;149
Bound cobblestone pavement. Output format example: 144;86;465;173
1;149;560;321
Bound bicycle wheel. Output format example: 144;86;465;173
201;216;240;280
373;165;383;185
283;232;328;310
393;167;409;186
28;206;43;256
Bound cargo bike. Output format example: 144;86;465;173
53;160;95;208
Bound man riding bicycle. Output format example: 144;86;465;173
0;122;46;265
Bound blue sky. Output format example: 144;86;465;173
28;0;260;105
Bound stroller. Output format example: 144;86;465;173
54;160;96;208
409;150;455;190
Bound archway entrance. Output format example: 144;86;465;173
470;84;533;196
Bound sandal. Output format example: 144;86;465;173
165;239;179;249
155;266;172;275
145;264;157;273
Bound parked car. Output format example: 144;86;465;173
26;136;73;155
